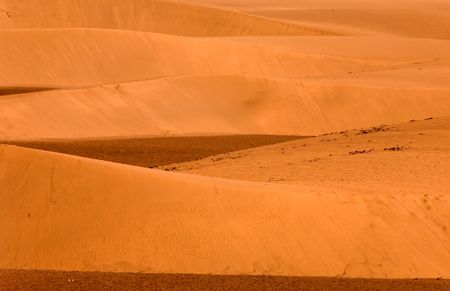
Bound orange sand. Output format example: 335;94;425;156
0;0;449;281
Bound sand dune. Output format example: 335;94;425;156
1;74;450;140
2;29;448;140
216;36;450;62
181;0;450;9
1;0;450;285
185;0;450;39
1;29;402;87
0;0;333;36
247;8;450;39
1;144;449;278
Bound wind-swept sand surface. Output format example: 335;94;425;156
1;143;450;278
0;0;334;36
1;27;449;140
1;0;450;288
183;0;450;39
2;74;450;140
1;29;364;87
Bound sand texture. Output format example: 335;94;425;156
1;270;449;291
0;0;450;286
6;135;303;168
1;142;450;278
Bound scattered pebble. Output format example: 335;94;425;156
348;149;374;155
384;146;407;151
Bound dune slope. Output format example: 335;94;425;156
0;0;333;36
247;8;450;39
2;29;448;140
0;144;449;278
184;0;450;39
0;29;399;87
1;75;450;140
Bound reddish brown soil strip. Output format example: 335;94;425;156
0;270;448;291
0;86;57;96
5;135;304;168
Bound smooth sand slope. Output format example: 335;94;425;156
1;28;449;140
0;144;449;278
3;29;450;88
247;7;450;39
0;29;399;87
216;36;450;62
2;74;450;140
0;0;333;36
184;0;450;39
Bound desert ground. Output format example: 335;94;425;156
1;0;450;289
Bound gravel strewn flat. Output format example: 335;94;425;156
0;270;448;291
6;135;304;168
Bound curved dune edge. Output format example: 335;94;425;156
0;144;449;278
1;74;450;140
246;7;450;40
215;36;450;62
0;0;334;36
183;0;450;39
0;29;400;87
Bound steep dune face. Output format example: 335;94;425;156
2;75;450;140
0;0;333;36
1;145;449;278
0;29;397;87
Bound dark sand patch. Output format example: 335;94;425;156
0;86;57;96
0;270;448;291
5;135;304;168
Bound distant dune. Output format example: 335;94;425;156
1;74;450;140
1;28;449;140
0;29;397;87
0;0;333;36
183;0;450;39
247;8;450;39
